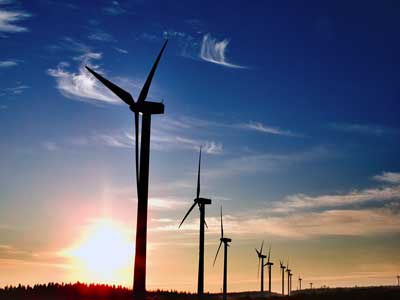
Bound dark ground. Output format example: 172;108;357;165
1;283;399;300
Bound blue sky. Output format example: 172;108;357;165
1;0;400;292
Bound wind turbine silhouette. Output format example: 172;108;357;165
85;40;168;300
263;246;273;294
310;282;313;289
255;241;267;293
179;147;212;300
286;261;291;296
289;272;293;295
279;260;286;295
299;275;302;291
213;207;232;300
397;274;399;286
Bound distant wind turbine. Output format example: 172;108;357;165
263;246;273;294
179;147;212;300
286;261;291;296
299;275;302;291
310;282;313;289
397;274;400;286
213;207;232;300
85;40;168;300
255;241;267;293
279;260;286;295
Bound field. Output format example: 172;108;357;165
1;284;399;300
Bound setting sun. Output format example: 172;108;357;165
61;219;133;284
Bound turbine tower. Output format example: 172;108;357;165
213;207;232;300
310;282;313;289
179;147;212;300
299;275;302;291
289;272;293;294
263;246;273;294
279;260;286;295
397;275;399;286
85;40;168;300
255;241;267;293
286;262;291;296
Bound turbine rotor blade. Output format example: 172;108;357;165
260;240;264;255
204;219;208;229
196;147;202;199
178;202;197;228
220;206;224;238
255;248;260;256
137;40;168;103
85;66;134;106
268;246;271;262
213;241;223;266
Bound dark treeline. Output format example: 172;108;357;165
1;283;399;300
0;282;201;300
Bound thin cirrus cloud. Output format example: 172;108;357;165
330;122;396;136
47;52;121;104
199;33;247;69
240;121;300;137
273;171;400;213
0;4;30;33
0;60;17;67
170;172;400;239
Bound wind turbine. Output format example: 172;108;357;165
286;261;291;296
310;282;313;289
263;246;273;294
299;275;302;291
179;147;212;299
289;272;293;295
397;275;400;286
213;207;232;300
255;241;267;293
85;40;168;300
279;260;286;295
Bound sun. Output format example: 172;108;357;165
62;219;133;284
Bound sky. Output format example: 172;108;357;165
1;0;400;293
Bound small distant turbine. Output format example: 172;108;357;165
286;261;291;296
263;246;273;294
179;147;212;300
289;272;293;294
279;260;286;295
310;282;313;289
213;207;232;300
255;241;267;293
299;275;302;291
397;274;400;286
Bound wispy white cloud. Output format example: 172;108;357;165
330;123;395;136
47;52;121;104
205;146;330;178
114;47;128;54
0;3;30;34
274;185;400;213
240;121;300;137
0;83;28;96
373;171;400;184
199;33;246;69
88;31;115;42
103;1;126;16
0;60;17;67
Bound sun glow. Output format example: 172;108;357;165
61;219;133;284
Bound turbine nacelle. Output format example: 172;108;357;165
195;197;212;205
129;100;164;115
221;237;232;243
